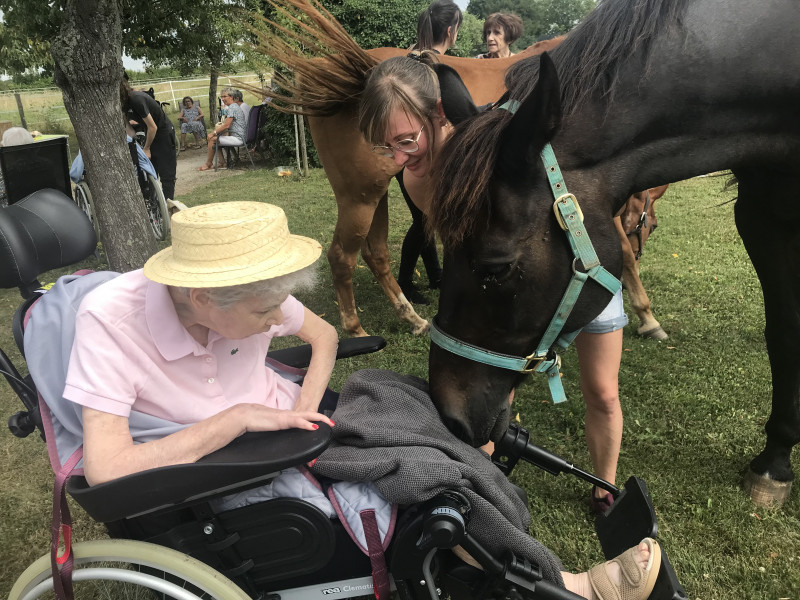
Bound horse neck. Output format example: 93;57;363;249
549;0;800;210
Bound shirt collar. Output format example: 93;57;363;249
145;280;214;360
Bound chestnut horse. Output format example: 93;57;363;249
616;185;669;340
253;0;563;336
426;0;800;505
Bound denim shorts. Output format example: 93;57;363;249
582;289;628;334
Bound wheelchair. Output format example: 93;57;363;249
0;190;688;600
71;137;171;242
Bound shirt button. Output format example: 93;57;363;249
205;357;213;363
207;377;215;384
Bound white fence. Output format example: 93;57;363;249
0;73;266;131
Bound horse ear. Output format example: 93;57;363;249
432;63;479;125
501;52;562;164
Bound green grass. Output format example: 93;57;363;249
1;171;799;598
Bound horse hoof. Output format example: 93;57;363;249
743;469;793;507
638;325;668;340
411;320;431;335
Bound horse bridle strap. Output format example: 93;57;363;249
429;135;621;405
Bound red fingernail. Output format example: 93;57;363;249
330;420;336;426
309;458;317;467
312;424;319;430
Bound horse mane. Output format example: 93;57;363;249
430;0;692;249
514;0;691;114
429;108;514;250
247;0;377;116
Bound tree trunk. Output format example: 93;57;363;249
52;0;157;272
298;115;308;177
209;69;219;124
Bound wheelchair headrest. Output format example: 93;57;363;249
0;188;97;291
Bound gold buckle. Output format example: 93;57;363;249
522;353;546;373
552;193;583;231
522;352;561;374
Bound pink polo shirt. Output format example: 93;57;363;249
63;270;306;424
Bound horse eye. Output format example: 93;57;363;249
473;262;515;285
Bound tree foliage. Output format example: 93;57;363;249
322;0;429;49
450;12;484;57
467;0;595;50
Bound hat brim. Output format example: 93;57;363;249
143;234;322;287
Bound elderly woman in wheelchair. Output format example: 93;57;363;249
1;191;683;600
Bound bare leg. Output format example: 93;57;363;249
575;330;623;494
200;133;218;169
180;132;187;149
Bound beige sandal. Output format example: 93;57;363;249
588;538;661;600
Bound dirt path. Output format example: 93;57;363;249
174;145;247;197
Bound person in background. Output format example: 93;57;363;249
232;89;251;130
121;79;178;201
0;127;35;207
198;87;246;171
178;96;205;150
475;13;524;59
396;0;462;305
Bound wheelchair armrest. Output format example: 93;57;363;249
267;335;386;368
67;424;331;523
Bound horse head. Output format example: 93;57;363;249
428;53;623;446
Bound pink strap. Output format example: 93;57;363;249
361;509;390;600
50;447;82;600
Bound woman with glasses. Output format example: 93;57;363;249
360;52;454;305
359;53;628;517
198;87;246;171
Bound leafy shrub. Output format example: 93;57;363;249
262;106;320;168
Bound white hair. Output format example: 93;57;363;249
1;127;34;147
176;265;318;310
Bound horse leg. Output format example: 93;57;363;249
735;169;800;507
361;192;430;335
614;217;667;340
328;200;377;337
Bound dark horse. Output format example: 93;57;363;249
427;0;800;506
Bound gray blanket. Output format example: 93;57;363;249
313;369;565;586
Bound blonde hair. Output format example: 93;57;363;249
358;53;441;160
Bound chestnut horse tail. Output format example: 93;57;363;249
250;0;377;116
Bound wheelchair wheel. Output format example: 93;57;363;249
9;539;251;600
143;173;170;241
72;181;101;240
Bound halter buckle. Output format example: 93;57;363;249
552;193;583;231
522;351;561;374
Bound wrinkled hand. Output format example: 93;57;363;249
238;404;334;434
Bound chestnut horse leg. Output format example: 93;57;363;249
736;168;800;507
310;112;426;336
614;215;667;340
361;192;429;335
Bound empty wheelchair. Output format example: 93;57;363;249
1;190;687;600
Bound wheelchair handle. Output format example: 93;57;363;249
493;424;620;497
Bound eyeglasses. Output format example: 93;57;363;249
220;94;231;99
372;125;425;157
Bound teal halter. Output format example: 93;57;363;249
429;101;621;404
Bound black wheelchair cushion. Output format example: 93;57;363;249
68;425;331;523
0;189;96;293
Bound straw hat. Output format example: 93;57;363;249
143;202;322;287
